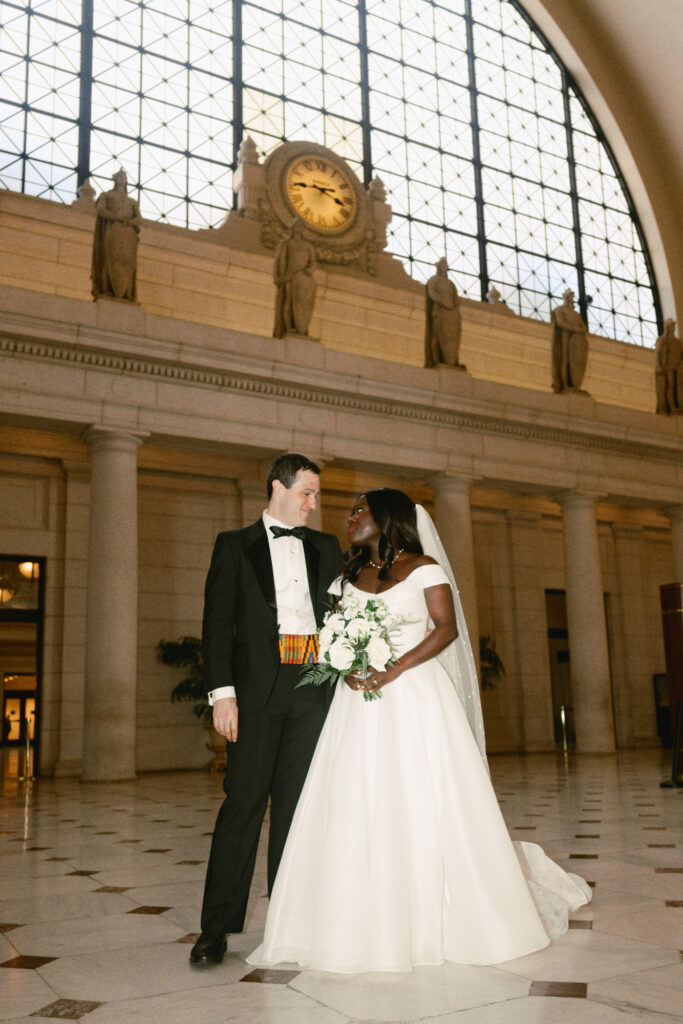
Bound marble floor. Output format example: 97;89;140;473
1;748;681;1024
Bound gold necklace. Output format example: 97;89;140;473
368;549;404;570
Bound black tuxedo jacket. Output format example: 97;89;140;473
202;519;343;712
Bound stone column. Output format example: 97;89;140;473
558;492;615;752
506;511;555;751
53;460;90;777
612;523;658;747
430;475;480;673
664;505;683;582
303;455;330;532
238;480;266;527
82;427;146;781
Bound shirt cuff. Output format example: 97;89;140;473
208;686;237;705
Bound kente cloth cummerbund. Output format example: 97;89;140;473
279;633;319;665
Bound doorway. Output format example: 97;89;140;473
545;589;574;750
0;557;45;777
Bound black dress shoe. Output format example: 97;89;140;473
189;932;227;966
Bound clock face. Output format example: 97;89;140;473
284;155;358;233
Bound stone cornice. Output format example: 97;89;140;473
1;327;681;468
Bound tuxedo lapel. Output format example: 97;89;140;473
303;534;320;618
245;521;277;618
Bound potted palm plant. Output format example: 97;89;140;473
479;635;506;690
158;636;225;770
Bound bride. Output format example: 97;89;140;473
248;488;590;973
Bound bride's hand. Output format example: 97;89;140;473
344;670;366;691
363;663;402;693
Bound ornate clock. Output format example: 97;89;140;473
232;139;393;275
262;141;369;244
283;153;358;234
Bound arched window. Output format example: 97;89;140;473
0;0;661;346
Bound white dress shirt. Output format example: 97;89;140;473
208;511;317;705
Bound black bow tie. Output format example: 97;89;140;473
270;525;306;540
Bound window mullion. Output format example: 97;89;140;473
232;0;244;187
77;0;94;188
358;0;372;188
561;68;589;327
464;0;489;303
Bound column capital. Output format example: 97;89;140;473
427;471;479;497
611;522;644;539
506;510;542;527
663;504;683;526
82;425;149;454
555;489;602;511
237;479;266;500
302;453;332;471
61;457;91;480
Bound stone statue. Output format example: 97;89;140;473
655;318;682;414
424;258;464;369
71;178;96;213
486;285;514;315
550;289;589;392
91;169;141;302
273;217;317;338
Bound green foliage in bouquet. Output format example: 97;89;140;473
297;596;413;702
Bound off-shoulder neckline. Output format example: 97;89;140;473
343;562;448;596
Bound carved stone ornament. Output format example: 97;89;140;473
237;135;260;166
235;139;388;275
367;177;387;202
655;318;682;415
550;289;589;393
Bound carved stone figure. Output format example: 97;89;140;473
550;289;589;392
486;285;514;315
273;218;317;338
655;318;682;414
91;169;141;302
71;178;96;213
425;258;464;369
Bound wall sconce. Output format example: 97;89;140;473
18;562;39;580
0;575;16;606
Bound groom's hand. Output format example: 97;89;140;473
213;697;238;742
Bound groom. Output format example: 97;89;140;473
190;453;343;966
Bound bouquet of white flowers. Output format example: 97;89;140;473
298;593;413;702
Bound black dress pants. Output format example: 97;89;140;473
200;665;327;935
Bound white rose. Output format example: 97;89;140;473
318;622;336;655
324;613;345;633
346;617;370;640
342;600;360;620
367;636;391;671
328;637;355;671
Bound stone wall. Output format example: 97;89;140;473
0;187;680;772
0;189;658;412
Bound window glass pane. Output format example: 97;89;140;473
0;0;661;346
0;1;80;198
90;0;232;229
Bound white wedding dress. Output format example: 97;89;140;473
248;564;590;973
